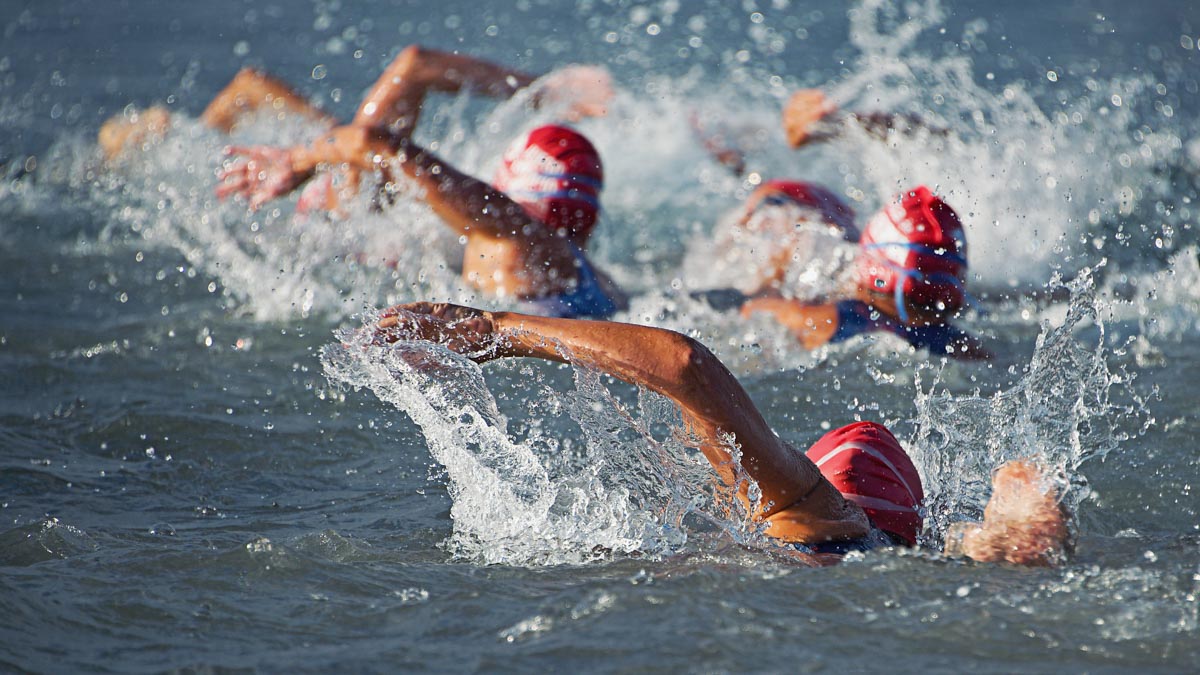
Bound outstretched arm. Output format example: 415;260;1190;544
374;303;871;543
783;89;947;149
201;67;335;133
219;128;549;242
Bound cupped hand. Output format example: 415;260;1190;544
538;65;614;120
216;145;309;210
374;302;505;362
782;89;838;148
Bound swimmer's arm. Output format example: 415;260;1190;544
739;297;840;350
375;303;871;542
222;126;545;241
783;89;947;149
353;45;612;133
201;67;335;134
352;45;537;132
307;129;551;240
218;126;392;207
492;313;846;522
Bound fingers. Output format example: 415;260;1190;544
783;89;835;148
371;303;495;352
214;166;251;200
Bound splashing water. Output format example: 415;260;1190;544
21;0;1185;327
321;322;759;565
908;266;1155;544
806;0;1191;288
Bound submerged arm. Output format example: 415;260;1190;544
943;460;1071;566
740;297;840;351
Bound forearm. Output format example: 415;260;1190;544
491;313;816;507
353;45;537;130
741;298;839;350
387;140;539;240
287;125;397;175
494;313;707;398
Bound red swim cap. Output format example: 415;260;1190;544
760;179;858;239
492;125;603;240
858;186;968;321
805;421;924;546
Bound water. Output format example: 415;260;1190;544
3;0;1199;671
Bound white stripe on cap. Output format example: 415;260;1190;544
812;441;919;505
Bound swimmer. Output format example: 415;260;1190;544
690;96;988;358
693;179;989;359
98;67;336;161
369;301;1068;566
101;46;613;217
216;47;626;319
736;184;992;359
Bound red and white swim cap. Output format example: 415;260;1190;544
492;125;603;240
858;186;968;321
760;179;858;239
805;421;925;546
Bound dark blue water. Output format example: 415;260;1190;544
2;0;1199;671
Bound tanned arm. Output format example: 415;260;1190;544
783;88;948;149
374;303;870;543
352;45;538;133
740;297;840;350
218;127;548;244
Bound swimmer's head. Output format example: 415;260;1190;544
857;186;968;325
493;125;603;241
749;180;859;240
805;421;924;546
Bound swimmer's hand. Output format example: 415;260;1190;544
945;460;1070;567
535;65;614;120
216;145;313;210
783;89;839;148
374;302;507;363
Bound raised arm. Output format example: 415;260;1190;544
217;47;610;215
352;45;536;133
783;88;947;149
374;303;871;543
353;45;613;133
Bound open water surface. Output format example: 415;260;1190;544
2;0;1199;671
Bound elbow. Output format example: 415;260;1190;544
396;44;423;68
394;44;433;79
662;333;722;399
